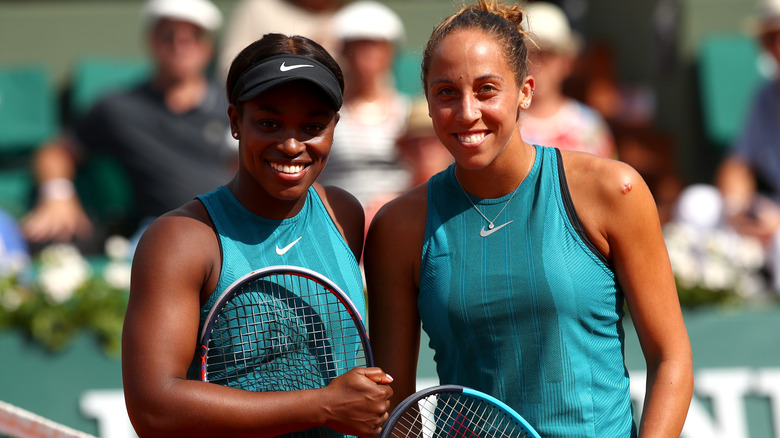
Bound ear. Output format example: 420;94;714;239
519;75;535;110
227;104;240;135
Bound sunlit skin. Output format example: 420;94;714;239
425;29;534;198
227;81;339;219
150;19;213;86
366;26;692;438
122;68;393;437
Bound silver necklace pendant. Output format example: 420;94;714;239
454;147;536;237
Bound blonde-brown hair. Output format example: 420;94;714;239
421;0;531;93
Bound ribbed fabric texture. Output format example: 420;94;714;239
196;186;365;331
419;145;636;437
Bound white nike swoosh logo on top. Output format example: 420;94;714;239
279;62;314;72
479;221;513;237
275;236;303;255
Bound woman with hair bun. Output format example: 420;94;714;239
365;1;692;436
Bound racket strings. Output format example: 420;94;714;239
202;273;368;392
390;393;533;438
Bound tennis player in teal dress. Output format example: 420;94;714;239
122;34;392;438
365;1;693;437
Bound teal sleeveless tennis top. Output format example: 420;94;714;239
419;145;636;437
194;186;364;437
197;185;364;319
194;185;364;341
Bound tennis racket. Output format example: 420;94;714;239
380;385;541;438
199;265;372;436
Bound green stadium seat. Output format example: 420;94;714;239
69;56;150;118
698;34;770;149
0;65;58;218
393;48;423;98
0;64;58;151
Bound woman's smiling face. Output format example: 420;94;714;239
230;80;338;201
425;28;527;170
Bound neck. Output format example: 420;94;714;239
226;176;308;221
455;142;536;199
153;74;207;113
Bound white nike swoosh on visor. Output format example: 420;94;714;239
279;62;314;72
276;236;303;255
479;221;513;237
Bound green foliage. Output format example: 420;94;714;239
0;241;130;355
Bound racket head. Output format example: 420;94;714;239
381;385;541;438
199;265;373;392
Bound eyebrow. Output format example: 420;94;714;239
429;74;504;87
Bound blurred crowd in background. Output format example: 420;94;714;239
1;0;780;306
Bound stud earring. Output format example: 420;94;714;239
232;131;239;139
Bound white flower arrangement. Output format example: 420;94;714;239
663;222;769;306
0;236;132;353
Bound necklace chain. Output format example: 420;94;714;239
455;149;536;230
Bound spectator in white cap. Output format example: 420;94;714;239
217;0;348;78
317;1;412;236
672;0;780;295
21;0;236;258
519;1;616;159
143;0;222;32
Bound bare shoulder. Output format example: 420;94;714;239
558;150;658;258
132;200;221;300
370;183;428;236
366;184;427;267
364;183;428;291
559;150;652;207
141;200;216;250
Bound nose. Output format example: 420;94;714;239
279;136;305;156
456;93;481;123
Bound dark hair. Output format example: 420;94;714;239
421;0;530;93
226;33;345;109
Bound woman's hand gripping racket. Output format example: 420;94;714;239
199;265;375;436
380;385;541;438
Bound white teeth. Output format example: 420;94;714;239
271;162;304;174
458;132;486;144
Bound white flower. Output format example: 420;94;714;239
700;259;734;291
0;286;26;311
104;235;131;261
36;244;90;304
734;273;767;299
667;246;699;284
103;261;131;290
734;236;765;269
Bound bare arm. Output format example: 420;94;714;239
364;186;428;410
122;203;392;438
715;157;780;242
21;138;92;242
716;156;755;215
565;152;693;437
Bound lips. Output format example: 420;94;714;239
270;162;306;175
457;131;488;145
